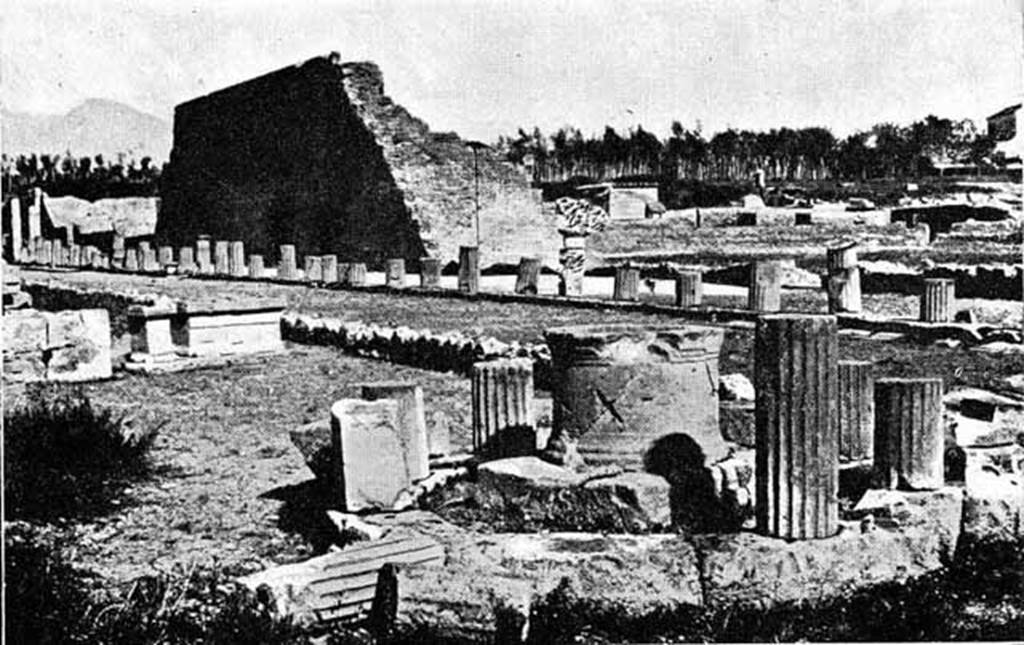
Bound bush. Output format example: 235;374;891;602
4;383;159;521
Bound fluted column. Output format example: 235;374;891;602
321;255;339;284
458;246;480;294
420;257;441;288
919;278;955;323
196;238;213;274
755;314;839;539
386;258;406;288
838;360;874;462
348;263;367;286
211;240;228;275
874;378;944;490
248;255;264;278
825;243;862;313
305;255;323;282
279;245;297;280
675;270;703;307
515;257;541;295
472;358;536;458
229;241;246;277
748;261;782;312
613;265;640;301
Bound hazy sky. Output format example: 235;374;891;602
3;0;1022;141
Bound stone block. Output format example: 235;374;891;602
582;472;672;528
127;305;177;357
360;382;430;482
2;309;48;379
962;455;1024;542
45;309;113;381
177;303;284;356
331;399;417;511
719;373;754;401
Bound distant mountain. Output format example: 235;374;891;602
2;99;172;162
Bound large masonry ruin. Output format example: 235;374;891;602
158;54;558;268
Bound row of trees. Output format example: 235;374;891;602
1;153;164;201
496;115;1002;183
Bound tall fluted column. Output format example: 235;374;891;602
838;360;874;462
919;278;955;323
515;257;542;295
748;261;782;312
874;378;944;490
472;358;536;458
613;265;640;301
279;245;298;280
458;246;480;294
675;270;703;307
386;258;406;288
755;314;839;539
420;257;441;288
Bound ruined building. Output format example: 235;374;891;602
158;54;558;267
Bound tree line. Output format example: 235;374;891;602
496;115;1002;184
1;153;164;201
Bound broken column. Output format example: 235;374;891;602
68;244;81;267
39;239;53;266
919;278;955;323
330;398;415;511
558;234;586;296
458;246;480;294
8;196;22;262
321;255;338;284
545;324;728;469
838;360;874;463
348;262;367;287
279;244;298;279
748;261;782;312
112;233;126;268
386;258;406;288
755;314;839;540
196;237;213;274
825;242;862;313
214;241;230;275
27;189;41;243
873;377;944;490
141;245;159;272
613;264;640;301
675;270;703;307
229;241;246;277
360;382;430;482
50;239;63;267
158;246;175;269
420;257;441;288
178;246;196;273
305;255;323;282
248;255;264;278
471;358;536;458
515;257;542;295
123;247;140;272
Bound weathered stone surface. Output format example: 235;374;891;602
875;378;944;490
944;387;1024;447
582;472;672;528
478;457;586;493
325;510;387;541
472;358;536;458
920;278;955;323
239;535;444;626
545;324;727;470
515;256;541;295
755;314;839;539
850;487;964;559
719;373;754;401
45;309;113;381
419;257;441;288
360;382;430;483
838;360;874;462
613;265;640;301
748;261;782;312
331;398;416;511
427;409;452;457
962;449;1024;542
675;270;703;307
2;309;48;379
458;245;480;294
720;400;755;447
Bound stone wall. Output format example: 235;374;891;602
159;55;558;268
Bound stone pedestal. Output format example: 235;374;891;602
675;270;703;308
141;246;159;272
330;399;415;511
386;258;406;288
321;255;339;284
545;324;727;469
127;305;177;357
515;257;542;295
755;314;839;540
559;235;586;297
458;246;479;294
359;382;430;482
748;261;782;312
158;246;175;269
613;265;640;301
196;238;213;274
419;257;441;288
349;263;367;287
124;248;140;272
279;245;298;279
305;256;323;282
179;247;197;273
214;241;230;275
919;278;955;323
874;378;944;490
471;359;536;458
248;255;264;278
838;360;874;462
230;241;246;277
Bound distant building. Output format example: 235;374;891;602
158;54;557;267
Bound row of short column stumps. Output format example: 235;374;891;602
18;234;965;321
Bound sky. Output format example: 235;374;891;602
2;0;1022;141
